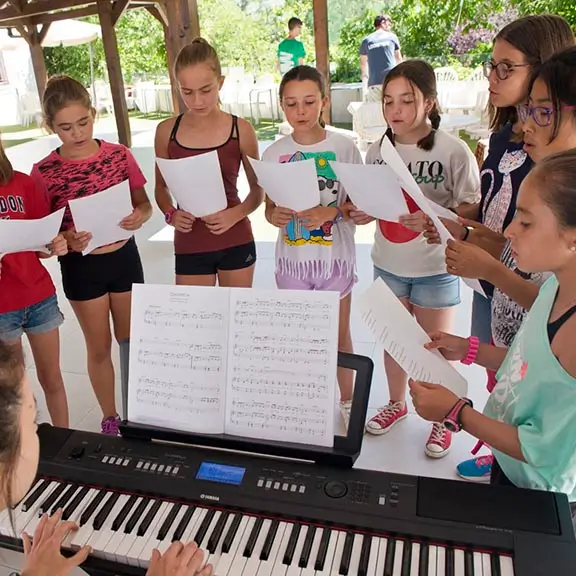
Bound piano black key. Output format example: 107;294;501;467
93;492;119;530
50;484;79;516
491;552;502;576
125;497;150;534
339;532;354;575
419;542;430;576
260;519;280;561
137;499;162;537
157;503;182;540
39;482;67;515
221;513;241;554
22;479;51;512
194;508;215;545
207;510;229;552
401;540;412;576
79;490;107;526
243;516;264;557
173;506;196;542
315;527;331;571
282;523;302;565
62;486;90;521
299;524;316;567
111;494;138;531
464;549;474;576
384;537;396;576
446;547;455;576
358;534;372;576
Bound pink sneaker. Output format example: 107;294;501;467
425;423;452;458
101;415;120;435
365;401;408;435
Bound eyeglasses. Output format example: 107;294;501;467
482;60;530;81
518;103;576;127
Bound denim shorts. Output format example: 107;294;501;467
373;266;460;309
0;294;64;342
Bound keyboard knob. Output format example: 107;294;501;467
324;480;347;499
69;446;85;459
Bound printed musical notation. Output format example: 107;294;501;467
143;307;225;330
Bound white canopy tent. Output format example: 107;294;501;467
0;19;101;49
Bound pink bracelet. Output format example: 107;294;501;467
461;336;480;365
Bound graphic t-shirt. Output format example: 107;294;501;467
30;140;147;232
366;130;481;277
278;38;306;75
359;30;400;87
478;124;533;298
262;131;362;279
0;171;55;314
485;276;576;502
491;240;550;347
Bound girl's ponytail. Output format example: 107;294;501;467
417;101;441;151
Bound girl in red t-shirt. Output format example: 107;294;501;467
0;138;69;427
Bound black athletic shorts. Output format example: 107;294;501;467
175;241;256;276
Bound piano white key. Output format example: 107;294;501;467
428;545;438;576
70;491;112;550
262;521;291;576
286;524;309;576
482;552;491;576
223;516;255;576
138;501;173;569
114;499;154;563
0;508;12;537
208;511;236;570
61;488;99;549
375;538;388;576
182;507;207;544
16;481;60;537
156;505;189;556
91;494;130;558
455;548;465;576
473;552;484;576
300;525;322;576
500;554;515;576
199;510;222;567
8;479;43;533
365;536;381;576
242;518;271;576
214;515;250;576
126;501;169;567
437;546;446;576
392;539;404;576
410;542;420;576
316;530;341;576
348;533;363;574
103;496;144;560
329;531;346;576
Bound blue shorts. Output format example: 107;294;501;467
0;294;64;342
373;266;460;309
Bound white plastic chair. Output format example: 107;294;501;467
350;101;387;151
434;67;459;82
250;74;278;125
468;67;484;81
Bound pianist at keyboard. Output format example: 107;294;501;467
0;341;214;576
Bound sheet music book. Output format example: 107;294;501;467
128;284;339;447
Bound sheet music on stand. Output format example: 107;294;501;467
128;284;339;447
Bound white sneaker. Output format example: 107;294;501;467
339;400;352;429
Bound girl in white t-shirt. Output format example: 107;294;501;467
262;65;363;428
352;59;480;458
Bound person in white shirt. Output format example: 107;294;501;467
351;60;480;458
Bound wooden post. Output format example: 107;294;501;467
312;0;331;124
97;0;131;147
15;23;49;100
184;0;200;41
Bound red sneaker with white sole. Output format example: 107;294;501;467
365;401;408;435
425;423;452;458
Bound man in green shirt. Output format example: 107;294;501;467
278;17;306;75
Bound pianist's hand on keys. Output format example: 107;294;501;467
20;508;214;576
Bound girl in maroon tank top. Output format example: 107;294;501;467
155;38;264;287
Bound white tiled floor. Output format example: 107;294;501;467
1;121;491;574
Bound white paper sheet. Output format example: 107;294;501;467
156;151;227;218
429;202;459;222
0;208;64;255
67;180;134;255
128;284;230;434
357;278;468;396
248;157;320;212
330;161;409;221
226;289;337;447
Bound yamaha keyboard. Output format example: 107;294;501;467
0;425;573;576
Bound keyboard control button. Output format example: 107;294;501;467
143;462;150;470
172;466;179;475
123;459;130;467
151;464;157;472
136;460;143;469
257;478;264;488
274;482;280;490
102;456;109;464
158;465;165;473
166;466;172;474
282;483;289;491
290;484;297;492
378;495;386;505
109;457;116;465
265;480;272;489
299;485;306;494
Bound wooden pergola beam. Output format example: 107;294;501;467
312;0;331;123
14;20;49;99
0;0;94;22
111;0;130;26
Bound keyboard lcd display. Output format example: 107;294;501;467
196;462;246;485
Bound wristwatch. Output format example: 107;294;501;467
165;208;176;225
443;398;473;433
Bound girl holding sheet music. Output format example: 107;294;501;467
262;65;362;428
351;60;481;458
0;137;69;428
30;75;152;436
154;38;263;288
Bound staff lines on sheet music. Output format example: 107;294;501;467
137;349;223;371
234;308;332;325
137;388;221;405
136;376;221;394
231;346;329;366
138;338;223;353
143;307;225;329
231;332;330;347
234;298;332;313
